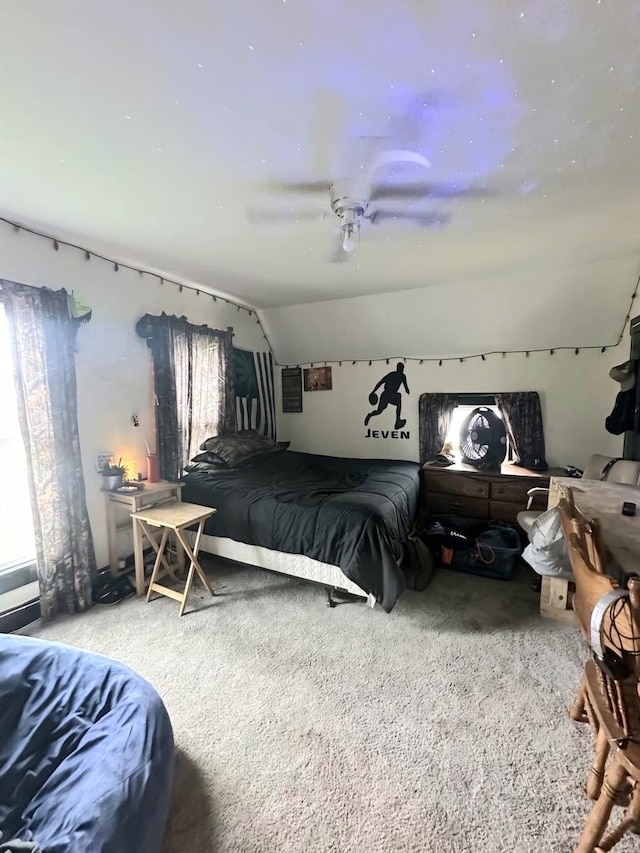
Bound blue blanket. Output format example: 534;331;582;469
0;635;174;853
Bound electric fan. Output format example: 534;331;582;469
459;407;507;469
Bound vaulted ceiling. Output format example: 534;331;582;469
1;0;638;360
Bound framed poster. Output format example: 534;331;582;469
304;366;332;391
281;367;303;412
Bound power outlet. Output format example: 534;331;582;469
96;452;114;473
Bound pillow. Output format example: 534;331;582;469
197;431;279;466
199;429;272;453
190;451;229;466
235;441;290;468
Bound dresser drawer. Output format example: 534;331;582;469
422;472;490;499
424;493;489;518
490;480;539;504
489;501;522;523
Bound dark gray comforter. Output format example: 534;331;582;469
181;450;420;611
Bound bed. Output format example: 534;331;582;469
180;448;420;612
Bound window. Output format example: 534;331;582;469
0;304;37;592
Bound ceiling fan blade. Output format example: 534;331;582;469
246;208;328;224
366;209;451;227
265;180;333;195
370;182;490;201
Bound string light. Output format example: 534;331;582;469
0;215;269;339
1;215;633;373
282;345;620;369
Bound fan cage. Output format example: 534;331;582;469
459;406;507;467
445;404;512;463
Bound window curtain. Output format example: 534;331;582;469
1;281;96;621
418;394;458;464
136;313;235;480
495;391;548;470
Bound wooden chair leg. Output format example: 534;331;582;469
575;762;629;853
571;675;589;723
598;784;640;851
586;728;610;801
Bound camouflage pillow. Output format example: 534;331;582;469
197;430;276;466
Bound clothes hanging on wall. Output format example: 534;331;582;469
606;359;637;435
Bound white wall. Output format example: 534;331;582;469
261;255;636;366
0;227;266;569
276;348;625;468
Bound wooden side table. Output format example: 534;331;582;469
132;502;216;617
105;481;183;594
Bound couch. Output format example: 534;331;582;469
0;635;174;852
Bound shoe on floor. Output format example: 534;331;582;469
92;582;122;606
114;575;135;599
92;573;134;606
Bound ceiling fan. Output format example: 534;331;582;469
249;148;486;261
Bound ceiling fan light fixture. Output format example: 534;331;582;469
342;222;358;253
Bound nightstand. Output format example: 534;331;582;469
105;481;184;594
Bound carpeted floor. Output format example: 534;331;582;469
26;560;635;853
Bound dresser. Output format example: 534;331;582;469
420;461;565;523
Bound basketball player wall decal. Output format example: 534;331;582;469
364;363;411;439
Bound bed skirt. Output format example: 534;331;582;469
199;534;369;600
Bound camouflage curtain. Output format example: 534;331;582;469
2;281;96;621
418;394;458;464
136;313;235;480
495;392;548;470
